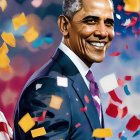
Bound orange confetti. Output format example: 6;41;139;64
49;95;63;110
31;127;47;138
12;12;28;30
1;32;16;47
23;27;39;42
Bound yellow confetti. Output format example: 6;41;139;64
124;0;140;13
0;53;10;69
0;0;7;12
92;128;113;138
1;32;16;47
23;27;39;42
12;12;28;30
18;113;35;133
0;42;9;54
31;127;47;138
49;95;63;110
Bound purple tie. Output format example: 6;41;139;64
86;70;101;117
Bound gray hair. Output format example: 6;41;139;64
62;0;114;19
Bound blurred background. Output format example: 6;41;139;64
0;0;140;139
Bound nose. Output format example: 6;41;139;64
94;22;108;39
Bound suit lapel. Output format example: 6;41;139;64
52;49;101;131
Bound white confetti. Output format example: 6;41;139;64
99;73;118;93
57;76;68;87
116;14;121;20
36;83;42;90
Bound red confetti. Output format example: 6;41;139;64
80;106;87;112
118;132;123;138
109;90;122;104
84;95;90;104
126;17;138;28
126;44;129;49
32;111;47;122
126;116;140;132
106;103;118;118
75;123;81;128
121;106;128;118
125;76;132;81
110;52;121;56
118;78;125;87
117;5;123;11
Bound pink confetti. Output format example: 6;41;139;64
110;52;121;56
32;111;47;122
80;106;87;112
118;78;125;87
31;0;43;8
75;123;81;128
117;5;123;11
84;95;90;104
126;17;138;28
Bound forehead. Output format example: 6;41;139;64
73;0;114;20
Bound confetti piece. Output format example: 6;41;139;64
126;116;140;132
109;90;122;104
122;19;131;27
99;73;118;93
124;0;140;13
18;113;35;133
92;128;113;138
0;0;7;12
126;44;129;49
0;42;9;54
0;53;10;69
44;37;54;44
124;85;131;95
133;129;140;137
110;52;121;56
117;78;125;87
31;127;46;138
33;37;44;48
31;0;43;8
118;131;125;139
49;95;63;110
80;106;87;112
75;123;81;128
84;95;90;104
125;76;132;81
1;32;16;47
36;83;42;90
57;76;68;87
121;136;127;140
116;14;121;20
126;17;138;28
33;111;47;122
23;27;39;43
117;5;123;11
106;103;118;118
118;106;128;119
12;12;28;30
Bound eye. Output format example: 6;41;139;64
105;20;114;27
83;18;97;25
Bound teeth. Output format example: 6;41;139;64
90;42;105;47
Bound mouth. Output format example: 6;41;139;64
87;41;107;49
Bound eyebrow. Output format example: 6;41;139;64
82;15;114;23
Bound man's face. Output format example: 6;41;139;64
66;0;114;67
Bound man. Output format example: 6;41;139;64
14;0;114;139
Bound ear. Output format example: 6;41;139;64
58;15;70;36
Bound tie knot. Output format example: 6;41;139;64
86;70;95;83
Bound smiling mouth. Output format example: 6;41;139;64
87;41;107;49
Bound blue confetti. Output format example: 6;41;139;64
121;136;127;140
44;37;54;44
124;85;131;95
133;129;140;137
33;37;44;48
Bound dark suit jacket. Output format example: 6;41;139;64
14;49;104;140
